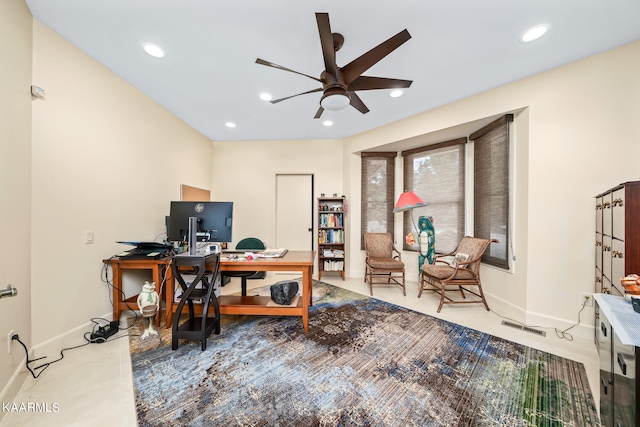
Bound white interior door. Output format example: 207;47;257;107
275;174;314;250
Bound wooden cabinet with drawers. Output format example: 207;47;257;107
595;181;640;296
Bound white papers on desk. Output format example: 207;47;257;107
260;248;288;258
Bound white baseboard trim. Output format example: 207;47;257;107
486;292;595;341
0;354;30;423
31;312;114;361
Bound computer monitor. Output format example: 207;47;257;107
167;201;233;243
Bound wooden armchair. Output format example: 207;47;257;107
419;236;497;312
363;232;406;296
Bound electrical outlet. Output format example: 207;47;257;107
7;330;13;354
581;293;594;307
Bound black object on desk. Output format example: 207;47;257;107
116;241;173;259
171;253;221;351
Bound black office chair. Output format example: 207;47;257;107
223;237;266;296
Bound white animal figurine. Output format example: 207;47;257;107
136;281;159;339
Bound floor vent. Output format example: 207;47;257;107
501;321;546;337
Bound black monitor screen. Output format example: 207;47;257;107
167;201;233;243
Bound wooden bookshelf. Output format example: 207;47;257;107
318;197;345;280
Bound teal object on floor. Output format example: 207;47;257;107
418;215;435;273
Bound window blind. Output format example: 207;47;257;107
470;114;513;269
360;152;396;249
401;139;466;253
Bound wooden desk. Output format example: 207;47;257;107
165;250;315;332
104;257;174;327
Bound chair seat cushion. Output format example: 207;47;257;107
421;264;475;280
368;257;404;270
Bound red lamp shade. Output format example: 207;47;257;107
393;191;428;213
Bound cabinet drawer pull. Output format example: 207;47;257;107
596;240;602;246
603;245;611;251
612;250;624;258
601;377;608;394
601;322;607;337
617;352;627;376
612;198;624;207
603;202;611;208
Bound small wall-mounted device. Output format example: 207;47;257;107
0;284;18;299
30;85;46;98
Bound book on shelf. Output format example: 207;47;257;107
318;229;344;244
323;260;344;271
319;213;343;228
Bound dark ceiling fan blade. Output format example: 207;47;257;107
347;76;412;91
270;87;323;104
348;92;370;115
315;13;338;76
255;58;322;83
341;29;412;85
313;106;324;119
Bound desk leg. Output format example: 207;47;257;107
302;265;312;332
164;265;174;328
111;263;123;322
150;265;163;327
165;269;175;329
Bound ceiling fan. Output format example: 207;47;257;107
256;12;413;119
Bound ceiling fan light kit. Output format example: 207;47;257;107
320;91;350;111
256;12;413;119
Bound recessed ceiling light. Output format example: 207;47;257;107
225;122;236;128
142;43;165;58
323;120;333;127
390;90;404;98
520;24;549;43
259;93;273;101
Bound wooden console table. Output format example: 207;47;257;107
166;250;315;332
104;256;174;327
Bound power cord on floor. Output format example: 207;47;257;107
12;319;138;379
12;334;91;379
490;298;589;342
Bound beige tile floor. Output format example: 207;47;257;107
1;274;599;426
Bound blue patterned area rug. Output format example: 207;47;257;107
129;281;600;426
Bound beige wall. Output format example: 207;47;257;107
211;139;344;254
343;40;640;336
0;0;33;407
30;21;214;349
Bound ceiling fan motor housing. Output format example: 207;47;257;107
256;12;412;117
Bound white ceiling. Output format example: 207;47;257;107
25;0;640;142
